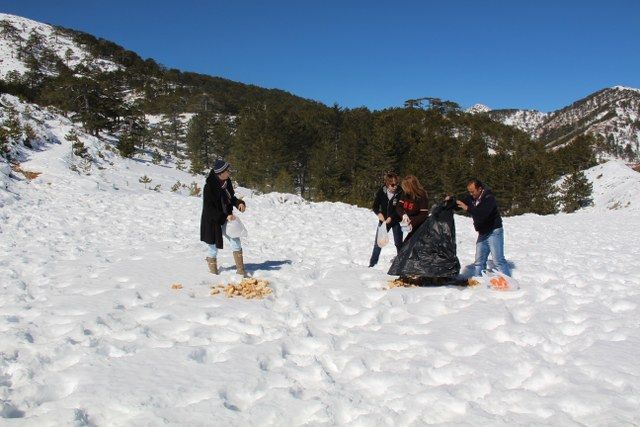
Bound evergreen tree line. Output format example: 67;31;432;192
0;21;595;214
187;100;596;215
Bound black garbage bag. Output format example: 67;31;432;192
388;198;460;278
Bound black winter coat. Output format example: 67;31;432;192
200;174;244;249
462;188;503;235
372;186;402;225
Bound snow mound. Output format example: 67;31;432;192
584;160;640;210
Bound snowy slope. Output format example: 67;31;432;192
583;159;640;210
0;13;120;79
1;110;640;424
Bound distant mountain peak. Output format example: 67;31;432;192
611;85;640;94
466;103;491;114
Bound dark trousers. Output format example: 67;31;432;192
369;222;403;267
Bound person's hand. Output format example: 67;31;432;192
238;203;246;213
456;200;468;211
385;217;392;224
445;195;452;201
227;214;236;221
377;213;385;222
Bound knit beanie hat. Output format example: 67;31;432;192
213;159;230;174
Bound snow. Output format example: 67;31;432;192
2;93;640;425
465;103;491;114
583;160;640;210
0;13;120;79
500;109;549;135
612;85;640;95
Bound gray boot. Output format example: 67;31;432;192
233;251;246;277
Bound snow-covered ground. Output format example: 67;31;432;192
1;129;640;425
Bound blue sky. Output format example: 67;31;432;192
2;0;639;111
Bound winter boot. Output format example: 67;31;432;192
233;251;246;277
205;257;218;275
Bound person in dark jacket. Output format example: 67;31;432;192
396;175;430;244
455;178;511;277
369;172;403;267
200;159;247;276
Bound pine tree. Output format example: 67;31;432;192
186;111;231;174
273;168;294;193
117;130;136;158
0;127;10;160
560;170;593;213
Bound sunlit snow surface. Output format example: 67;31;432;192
1;128;640;425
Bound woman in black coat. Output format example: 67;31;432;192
200;159;246;276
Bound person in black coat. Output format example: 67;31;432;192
200;159;247;276
369;172;403;267
455;178;511;277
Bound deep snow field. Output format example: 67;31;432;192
1;129;640;425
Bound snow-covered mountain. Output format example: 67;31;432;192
470;86;640;159
0;13;120;78
485;108;550;136
536;86;640;151
465;103;491;115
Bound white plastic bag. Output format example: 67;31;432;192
376;222;389;247
226;216;248;238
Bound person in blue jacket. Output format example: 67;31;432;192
456;178;511;277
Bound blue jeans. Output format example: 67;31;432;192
369;222;403;267
474;227;511;277
207;222;242;258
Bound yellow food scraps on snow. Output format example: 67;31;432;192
211;278;272;299
171;283;183;290
467;278;481;287
386;277;419;289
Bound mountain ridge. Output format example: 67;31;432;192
468;86;640;161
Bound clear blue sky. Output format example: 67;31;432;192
2;0;639;111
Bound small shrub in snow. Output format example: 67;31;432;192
72;141;89;158
139;175;152;189
0;128;10;160
152;184;161;192
151;149;162;165
23;124;36;148
3;109;22;141
189;181;201;197
171;181;182;192
117;133;136;158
